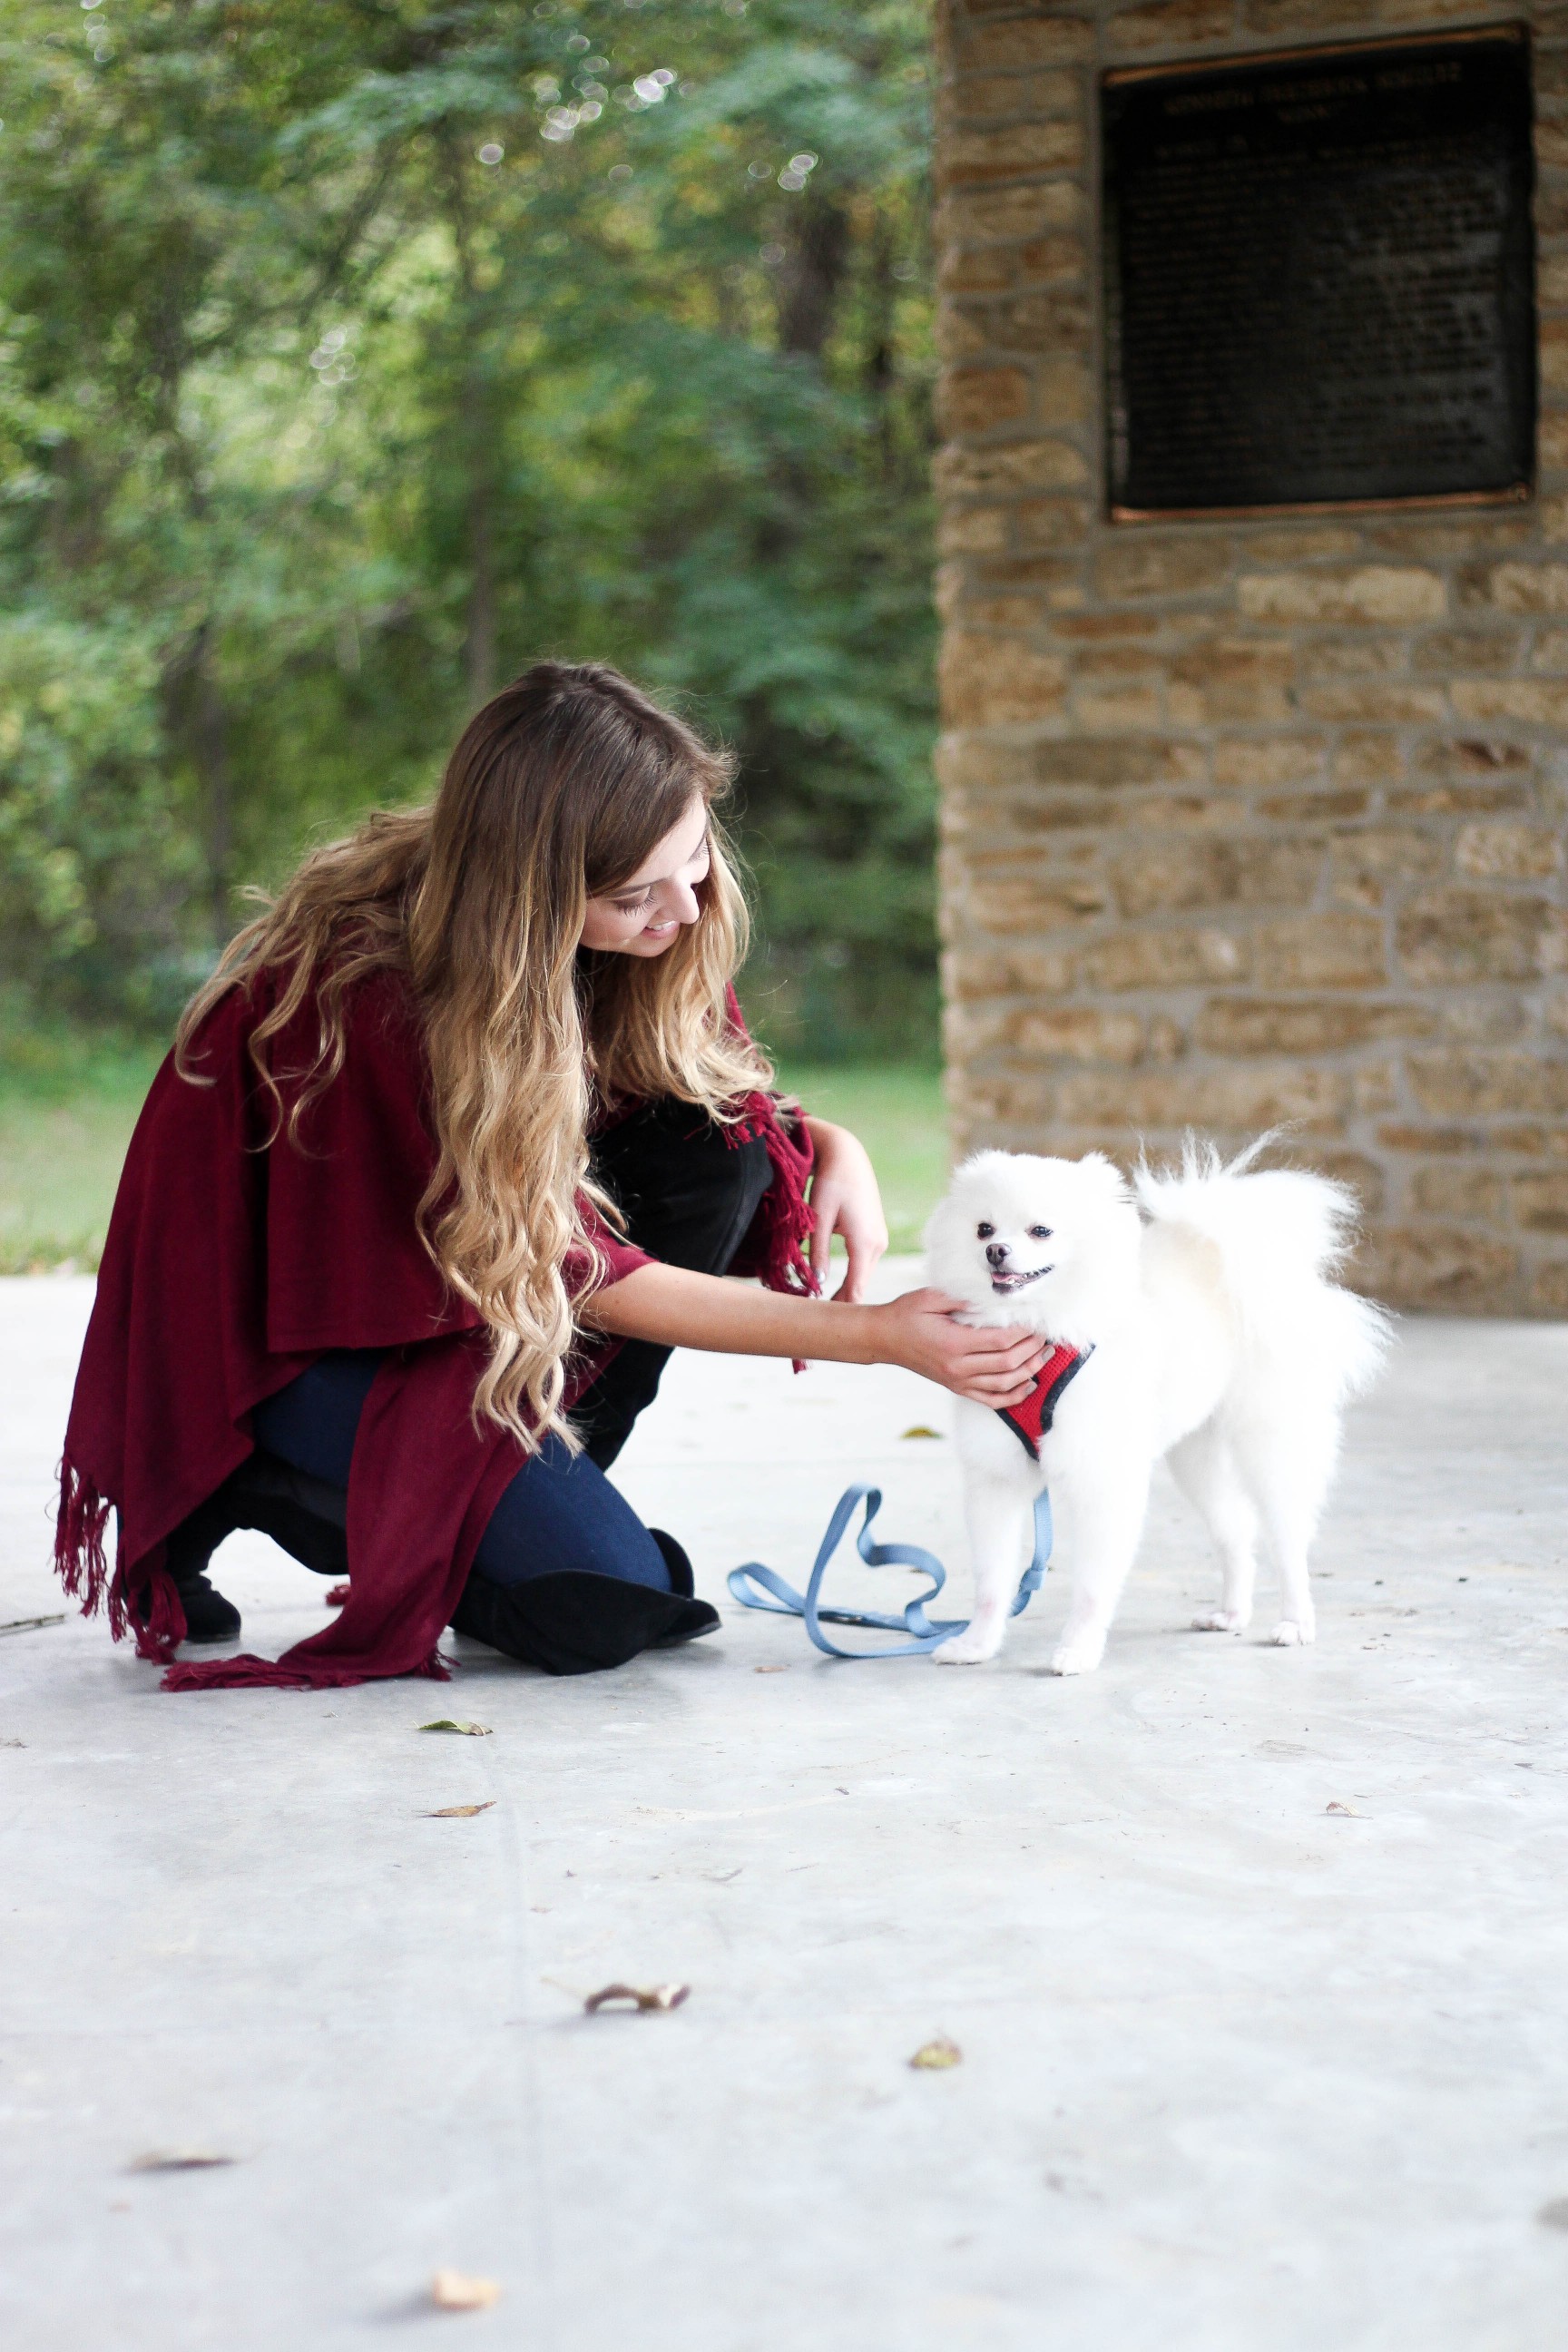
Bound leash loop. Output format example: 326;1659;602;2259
728;1485;1052;1660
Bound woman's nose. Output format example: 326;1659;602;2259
667;877;701;925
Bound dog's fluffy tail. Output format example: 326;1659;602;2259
1134;1135;1391;1400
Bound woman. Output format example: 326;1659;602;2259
55;662;1047;1689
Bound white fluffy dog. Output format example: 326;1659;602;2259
923;1142;1388;1675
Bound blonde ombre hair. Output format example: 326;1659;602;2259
175;661;771;1446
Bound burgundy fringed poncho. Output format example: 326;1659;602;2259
54;969;815;1692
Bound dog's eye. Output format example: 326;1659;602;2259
1027;1224;1053;1241
975;1221;995;1240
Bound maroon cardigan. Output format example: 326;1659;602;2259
55;969;814;1692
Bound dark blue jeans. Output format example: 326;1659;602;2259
252;1349;672;1592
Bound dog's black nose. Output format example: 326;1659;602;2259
985;1241;1009;1269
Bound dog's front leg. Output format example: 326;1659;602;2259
1048;1461;1151;1677
934;1461;1035;1665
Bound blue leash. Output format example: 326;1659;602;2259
728;1484;1053;1660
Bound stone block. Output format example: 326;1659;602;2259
1237;565;1446;625
1194;997;1438;1055
1527;628;1568;671
1079;927;1246;991
1168;640;1296;724
939;634;1068;727
1376;1123;1477;1155
1300;684;1449;724
939;367;1031;436
955;15;1094;69
1529;1259;1568;1315
940;119;1083;186
933;303;992;363
1005;1006;1146;1063
1252;916;1387;989
1331;733;1405;785
1354;1225;1519;1311
1212;735;1323;788
1407;1054;1568;1118
1112;839;1320;917
955;1074;1056;1126
938;506;1011;556
965;854;1109;934
1329;829;1445;910
1014;496;1093;548
1241;0;1366;26
1396;891;1568;985
1074;681;1166;734
1440;998;1528;1044
1056;1064;1348;1132
1459;561;1568;614
1455;823;1564;879
1031;735;1208;789
1411;1166;1507;1219
1093;538;1231;601
1512;1173;1568;1233
938;181;1082;245
938;245;1023;294
1452;679;1568;725
1495;1123;1568;1159
1106;0;1236;50
1260;789;1371;823
1014;233;1087;284
1390;781;1530;817
942;946;1073;1001
1414;630;1519;675
1236;524;1365;561
1298;636;1409;686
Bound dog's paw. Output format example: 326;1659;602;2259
1269;1618;1315;1648
933;1628;1001;1665
1192;1608;1249;1634
1049;1634;1106;1677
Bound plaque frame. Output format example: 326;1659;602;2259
1101;24;1537;526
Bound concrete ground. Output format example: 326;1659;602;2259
1;1268;1566;2352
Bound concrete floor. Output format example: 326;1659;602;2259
1;1269;1566;2352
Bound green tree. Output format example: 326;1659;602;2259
0;0;937;1056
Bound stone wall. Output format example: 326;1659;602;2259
934;0;1568;1314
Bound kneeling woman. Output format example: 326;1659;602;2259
55;662;1046;1690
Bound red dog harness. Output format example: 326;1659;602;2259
996;1341;1092;1462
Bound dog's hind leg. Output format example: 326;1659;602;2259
1168;1424;1259;1634
1226;1409;1339;1647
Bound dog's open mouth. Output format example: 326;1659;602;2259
989;1265;1052;1294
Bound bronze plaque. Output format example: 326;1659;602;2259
1102;28;1535;521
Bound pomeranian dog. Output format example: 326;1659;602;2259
922;1142;1388;1675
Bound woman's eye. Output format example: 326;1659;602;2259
1027;1224;1053;1241
976;1222;995;1240
612;895;652;916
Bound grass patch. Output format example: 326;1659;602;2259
778;1063;947;1256
0;1035;947;1274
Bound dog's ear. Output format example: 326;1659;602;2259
1077;1151;1131;1204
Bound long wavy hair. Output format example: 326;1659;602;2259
174;661;771;1446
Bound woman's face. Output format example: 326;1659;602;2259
580;796;711;956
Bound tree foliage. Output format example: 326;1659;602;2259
0;0;937;1056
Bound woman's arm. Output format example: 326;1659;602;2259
800;1114;889;1303
582;1260;1050;1408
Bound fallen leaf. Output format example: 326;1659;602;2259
900;1425;944;1441
705;1867;743;1884
1538;2198;1568;2232
753;1664;789;1674
127;2151;238;2172
431;2269;501;2311
0;1613;66;1637
325;1583;350;1607
583;1982;690;2014
1;1738;24;1748
909;2036;962;2071
423;1802;495;1818
1325;1801;1364;1817
419;1720;493;1737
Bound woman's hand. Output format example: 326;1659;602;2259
803;1117;889;1303
868;1288;1049;1409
